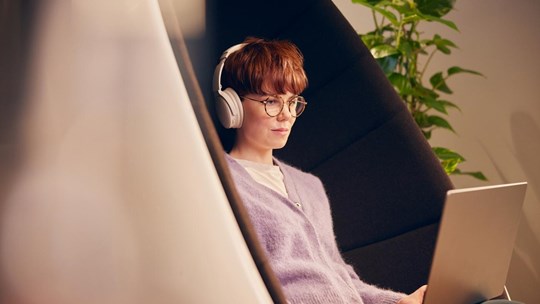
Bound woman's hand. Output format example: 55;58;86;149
397;285;427;304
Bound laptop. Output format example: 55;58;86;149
423;182;527;304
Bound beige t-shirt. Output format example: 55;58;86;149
233;158;289;198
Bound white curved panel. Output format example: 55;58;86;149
0;1;272;303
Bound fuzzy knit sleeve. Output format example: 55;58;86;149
344;263;406;304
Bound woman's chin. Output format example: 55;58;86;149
273;140;289;150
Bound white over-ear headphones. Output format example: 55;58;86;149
213;43;247;129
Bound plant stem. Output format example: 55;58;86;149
396;20;404;50
372;10;380;32
420;48;437;82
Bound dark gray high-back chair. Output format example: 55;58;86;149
188;0;454;297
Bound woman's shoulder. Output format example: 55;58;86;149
223;153;248;178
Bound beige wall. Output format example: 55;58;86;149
332;0;540;302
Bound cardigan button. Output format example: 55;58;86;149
295;202;302;208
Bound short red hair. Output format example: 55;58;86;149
222;37;308;96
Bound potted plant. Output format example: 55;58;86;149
352;0;486;180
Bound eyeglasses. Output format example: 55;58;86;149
241;95;307;118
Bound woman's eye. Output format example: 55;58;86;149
266;99;278;106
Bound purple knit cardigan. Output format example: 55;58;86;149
226;154;405;304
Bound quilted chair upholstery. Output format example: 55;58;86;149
194;0;454;295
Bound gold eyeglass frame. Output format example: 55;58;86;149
241;95;307;118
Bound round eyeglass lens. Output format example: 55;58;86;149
290;96;306;117
265;97;283;116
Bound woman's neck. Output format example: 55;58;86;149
229;147;273;165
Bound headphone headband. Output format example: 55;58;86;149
213;43;247;93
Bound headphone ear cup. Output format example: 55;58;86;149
216;88;243;129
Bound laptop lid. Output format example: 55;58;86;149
424;182;527;304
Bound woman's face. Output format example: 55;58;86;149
234;91;297;156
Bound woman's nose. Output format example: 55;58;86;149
277;103;293;120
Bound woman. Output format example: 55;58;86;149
214;37;426;304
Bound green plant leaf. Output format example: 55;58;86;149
388;73;412;94
389;2;415;16
432;147;465;161
437;45;451;55
361;33;380;49
430;72;453;94
429;71;443;85
427;115;455;132
422;129;432;139
422;97;448;114
452;169;488;181
436;36;457;48
370;44;399;59
398;40;413;57
421;98;461;113
352;0;399;26
412;84;439;100
355;0;384;5
447;66;484;77
432;34;457;54
415;0;455;18
433;146;464;174
434;150;487;179
439;99;461;112
398;39;421;57
374;7;400;26
418;13;458;31
441;158;460;174
414;112;430;128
